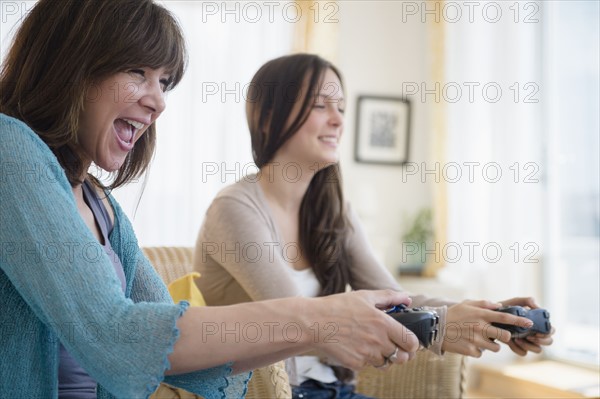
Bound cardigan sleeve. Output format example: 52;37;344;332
0;115;243;398
109;209;250;398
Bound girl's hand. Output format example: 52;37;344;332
443;299;534;357
499;297;555;356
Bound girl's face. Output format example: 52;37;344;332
276;68;345;169
77;67;171;172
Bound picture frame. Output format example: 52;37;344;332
354;95;411;165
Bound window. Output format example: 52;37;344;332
543;0;600;366
444;1;599;367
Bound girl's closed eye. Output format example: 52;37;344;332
313;102;345;114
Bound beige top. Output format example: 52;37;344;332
194;176;453;356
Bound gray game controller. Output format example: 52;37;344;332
385;304;439;348
492;306;552;338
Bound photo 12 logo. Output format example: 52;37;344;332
199;321;339;344
1;1;34;60
401;1;541;24
401;161;541;184
199;1;339;24
402;81;540;104
200;161;338;184
1;1;34;24
402;241;540;264
199;80;344;104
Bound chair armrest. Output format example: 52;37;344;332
142;246;195;284
356;351;466;398
246;361;292;399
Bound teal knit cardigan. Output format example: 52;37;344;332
0;114;249;398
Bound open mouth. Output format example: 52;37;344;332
114;118;144;147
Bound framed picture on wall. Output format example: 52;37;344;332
354;96;411;165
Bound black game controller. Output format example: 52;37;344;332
492;306;552;338
385;304;439;348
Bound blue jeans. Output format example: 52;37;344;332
292;379;373;399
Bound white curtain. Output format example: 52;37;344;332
542;1;599;365
112;2;294;246
441;0;599;366
439;1;544;301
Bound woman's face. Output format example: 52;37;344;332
77;67;171;172
276;68;345;169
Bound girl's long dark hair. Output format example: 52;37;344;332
247;54;352;297
0;0;187;189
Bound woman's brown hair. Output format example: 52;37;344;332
247;53;352;297
0;0;187;189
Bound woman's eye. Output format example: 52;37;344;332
313;104;326;109
160;79;171;92
129;69;145;78
338;108;346;114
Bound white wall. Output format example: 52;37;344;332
335;1;433;272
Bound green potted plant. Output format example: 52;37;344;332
399;208;433;275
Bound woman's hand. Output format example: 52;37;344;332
442;299;533;357
499;297;555;356
311;289;420;370
171;289;419;374
443;297;554;357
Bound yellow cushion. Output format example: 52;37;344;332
150;383;203;399
167;272;206;307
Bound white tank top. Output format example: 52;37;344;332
285;267;338;386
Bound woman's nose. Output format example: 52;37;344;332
329;106;344;126
139;80;166;115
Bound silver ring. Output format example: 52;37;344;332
374;357;391;369
387;347;399;363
